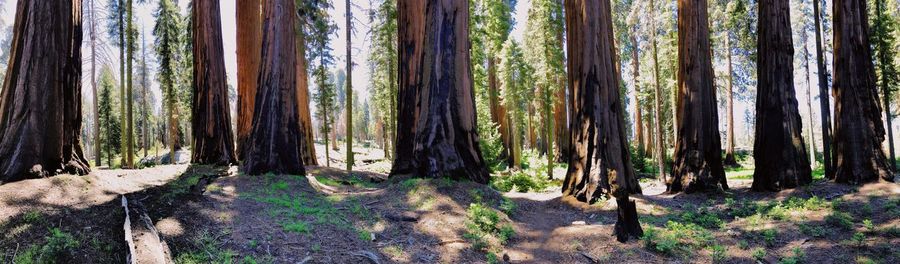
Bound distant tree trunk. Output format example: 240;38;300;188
554;27;569;163
295;19;318;166
875;0;895;171
802;32;818;168
125;0;134;169
0;0;90;183
488;57;511;163
723;36;739;167
391;0;490;183
752;0;812;191
563;0;642;242
650;0;666;180
345;0;354;172
632;34;644;155
242;0;306;176
89;0;101;167
812;0;834;178
141;34;150;158
191;0;237;165
235;0;262;160
668;0;728;193
831;0;893;183
118;0;127;167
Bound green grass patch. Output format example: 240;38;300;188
641;221;714;257
464;202;515;258
826;211;854;230
14;228;80;264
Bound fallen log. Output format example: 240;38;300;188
122;195;174;264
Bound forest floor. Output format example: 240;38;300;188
1;144;899;263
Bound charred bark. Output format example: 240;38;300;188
241;0;306;176
391;0;490;183
831;0;893;183
563;1;642;242
668;0;728;193
0;0;90;183
752;0;812;191
235;0;263;160
191;0;237;165
562;0;641;202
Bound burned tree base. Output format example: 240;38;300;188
614;198;643;243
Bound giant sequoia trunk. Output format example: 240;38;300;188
668;0;728;193
563;0;642;242
831;0;893;183
191;0;237;165
752;0;812;191
235;0;262;160
391;0;489;183
295;22;318;166
812;0;834;178
0;0;90;183
241;0;306;175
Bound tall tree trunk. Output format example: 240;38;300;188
831;0;893;183
563;0;642;242
0;0;90;182
235;0;262;160
119;0;126;167
89;0;101;167
650;0;666;180
668;0;728;193
141;34;149;158
345;0;353;172
554;25;569;163
125;0;134;169
812;0;834;178
802;31;818;168
876;0;895;171
488;57;511;162
752;0;812;191
631;34;644;155
241;0;306;176
723;36;739;167
191;0;237;165
295;23;318;166
391;0;489;183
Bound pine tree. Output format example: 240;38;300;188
153;0;182;163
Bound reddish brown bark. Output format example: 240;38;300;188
235;0;262;160
391;0;489;183
0;0;90;183
668;0;728;193
563;0;642;242
241;0;306;175
296;21;317;166
191;0;237;165
831;0;893;183
752;0;812;191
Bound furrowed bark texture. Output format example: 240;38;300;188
191;0;237;165
235;0;262;160
563;1;643;241
752;0;812;191
563;0;641;202
668;0;728;193
242;0;306;176
831;0;893;183
391;0;490;183
295;22;318;166
0;0;90;183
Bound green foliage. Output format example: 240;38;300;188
679;208;724;229
779;247;805;264
798;223;827;238
848;232;866;247
490;170;550;193
761;228;778;246
641;221;713;256
16;228;80;264
174;231;237;264
826;211;855;230
709;244;728;262
751;247;766;261
464;202;515;255
499;197;517;216
98;68;122;166
23;210;43;224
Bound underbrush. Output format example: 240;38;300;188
14;228;80;264
464;200;515;263
489;150;559;193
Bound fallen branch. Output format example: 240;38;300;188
436;239;467;246
351;250;381;264
122;195;174;264
384;212;419;222
579;252;599;263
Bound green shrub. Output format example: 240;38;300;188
710;244;728;262
16;228;81;264
477;111;506;172
848;232;865;247
464;202;515;253
826;211;854;230
761;229;778;246
499;197;517;216
797;223;826;238
751;247;766;261
490;170;550;193
640;221;713;256
680;209;724;229
779;247;804;264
